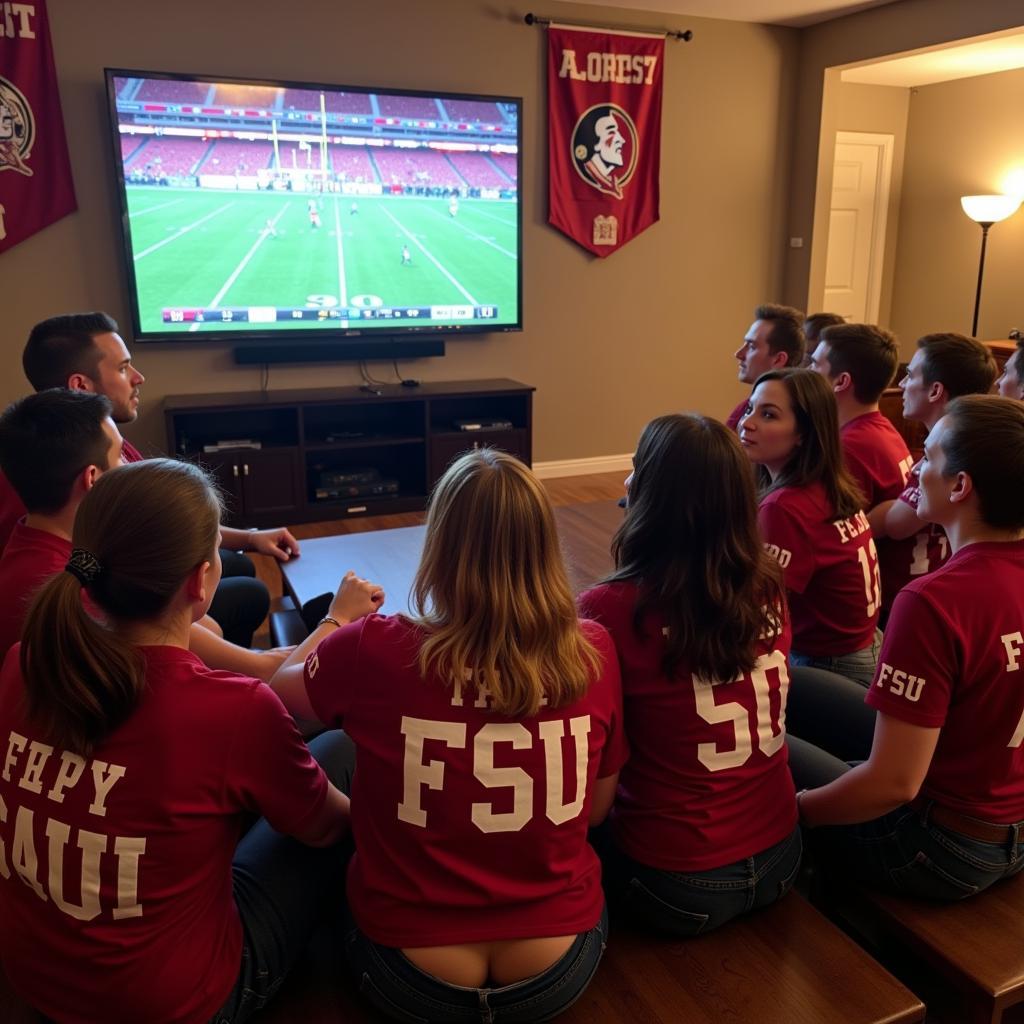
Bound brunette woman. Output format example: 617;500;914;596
272;449;627;1023
797;396;1024;899
578;413;800;936
739;368;881;686
0;459;381;1023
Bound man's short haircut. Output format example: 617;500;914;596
916;333;998;399
0;389;114;514
22;312;119;393
819;323;899;404
804;312;846;346
754;303;806;368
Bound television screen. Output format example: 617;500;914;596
104;70;522;345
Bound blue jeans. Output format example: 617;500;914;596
813;801;1024;900
342;906;609;1024
600;826;802;936
791;627;882;687
211;730;355;1023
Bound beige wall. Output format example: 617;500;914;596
834;81;910;327
785;0;1024;358
3;0;798;462
887;67;1024;343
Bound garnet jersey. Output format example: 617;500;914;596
0;646;328;1024
758;481;880;656
303;614;627;948
0;522;73;658
578;581;796;872
896;457;951;582
840;411;915;613
0;439;143;553
866;539;1024;822
726;397;748;432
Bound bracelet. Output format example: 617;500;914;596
317;615;343;630
795;788;809;824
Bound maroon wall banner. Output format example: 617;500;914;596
0;0;76;255
547;25;663;258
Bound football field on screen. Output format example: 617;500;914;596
125;187;519;334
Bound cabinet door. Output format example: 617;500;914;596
240;449;301;523
429;429;528;484
195;452;245;525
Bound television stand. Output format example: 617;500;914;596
164;379;534;527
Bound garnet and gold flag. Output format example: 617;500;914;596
0;0;77;255
547;25;663;258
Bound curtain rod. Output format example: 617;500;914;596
524;12;692;41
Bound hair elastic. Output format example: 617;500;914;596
65;548;102;586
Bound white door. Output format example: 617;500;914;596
823;132;894;322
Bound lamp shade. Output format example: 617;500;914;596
960;194;1022;224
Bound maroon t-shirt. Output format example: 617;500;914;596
303;613;628;947
725;397;749;432
840;411;915;613
0;645;328;1024
758;481;880;656
0;522;73;659
896;457;951;582
0;440;144;553
866;539;1024;822
578;581;796;871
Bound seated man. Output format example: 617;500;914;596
0;389;289;679
808;322;913;617
726;303;805;429
868;332;998;584
997;336;1024;400
802;312;845;365
7;312;300;647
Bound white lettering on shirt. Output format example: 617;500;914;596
1002;632;1024;673
833;510;870;544
875;662;925;703
764;543;791;569
2;732;27;782
397;715;594;832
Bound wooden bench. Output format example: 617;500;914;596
838;871;1024;1024
1;892;921;1023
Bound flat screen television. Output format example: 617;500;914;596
104;69;522;354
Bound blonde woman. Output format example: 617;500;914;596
0;459;381;1023
273;449;627;1023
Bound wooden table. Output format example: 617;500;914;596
280;499;624;621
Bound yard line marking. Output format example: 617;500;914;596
129;198;185;218
133;202;236;261
379;205;478;305
333;196;349;307
424;206;516;259
468;205;518;230
188;203;292;332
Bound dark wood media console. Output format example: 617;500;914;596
164;379;534;527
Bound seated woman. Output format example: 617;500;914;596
739;368;881;686
272;449;628;1023
578;413;800;936
0;459;381;1024
796;396;1024;900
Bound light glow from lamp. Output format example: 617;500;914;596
960;194;1021;225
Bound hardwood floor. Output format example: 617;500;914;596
249;470;626;645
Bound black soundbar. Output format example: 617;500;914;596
233;339;445;364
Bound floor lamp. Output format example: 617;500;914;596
960;194;1021;337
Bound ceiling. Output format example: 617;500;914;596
555;0;901;29
840;31;1024;86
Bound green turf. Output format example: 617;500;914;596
124;186;519;334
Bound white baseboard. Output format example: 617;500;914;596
532;454;633;479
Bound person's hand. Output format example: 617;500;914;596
250;646;297;681
328;570;384;624
248;527;301;561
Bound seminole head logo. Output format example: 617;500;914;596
571;103;638;200
0;76;35;177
